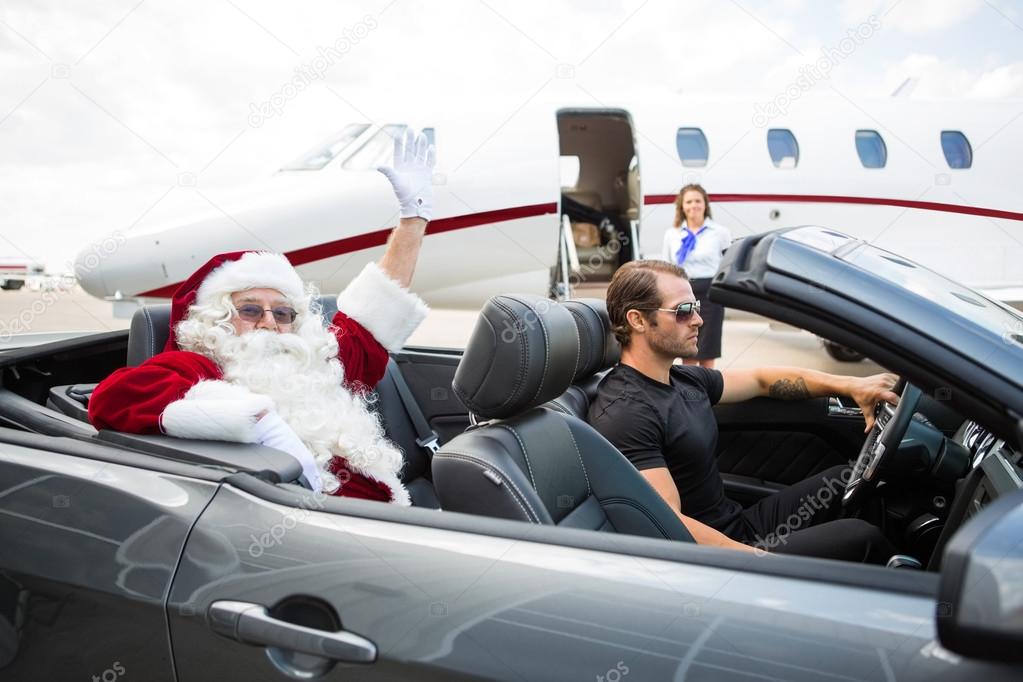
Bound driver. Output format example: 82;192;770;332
590;260;898;562
88;130;435;505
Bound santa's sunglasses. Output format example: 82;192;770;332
235;304;298;325
635;300;701;323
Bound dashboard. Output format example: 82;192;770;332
954;420;1023;521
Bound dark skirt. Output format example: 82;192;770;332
690;277;724;360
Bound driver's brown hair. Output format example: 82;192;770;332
606;260;688;348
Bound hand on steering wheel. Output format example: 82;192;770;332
846;372;901;432
842;378;922;510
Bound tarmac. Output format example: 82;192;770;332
0;286;885;376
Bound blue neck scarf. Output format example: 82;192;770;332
675;224;708;265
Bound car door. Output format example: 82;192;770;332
389;348;469;444
0;428;219;682
166;475;1012;681
713;396;868;505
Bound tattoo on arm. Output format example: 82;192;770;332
768;377;810;400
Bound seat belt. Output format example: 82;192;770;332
386;361;441;455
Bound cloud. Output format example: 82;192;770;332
881;53;1023;97
842;0;985;33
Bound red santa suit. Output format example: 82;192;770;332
88;251;429;505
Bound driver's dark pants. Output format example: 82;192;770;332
732;465;895;564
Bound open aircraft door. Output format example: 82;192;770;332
553;109;641;299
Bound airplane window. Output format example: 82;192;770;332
342;124;408;170
675;128;709;167
767;129;799;168
280;123;370;171
560;155;580;188
855;130;887;168
941;130;973;169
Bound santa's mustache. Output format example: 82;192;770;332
220;329;314;364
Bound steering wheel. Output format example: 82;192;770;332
842;378;922;510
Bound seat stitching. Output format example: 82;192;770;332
497;425;536;491
562;305;581;382
435;451;541;522
600;497;680;540
505;295;549;406
143;307;155;358
596;304;612;364
570;311;581;382
574;304;599;374
491;298;528;410
564;425;591;495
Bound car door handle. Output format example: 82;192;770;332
208;600;377;663
827;396;862;418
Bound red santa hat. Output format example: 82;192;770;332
163;251;305;352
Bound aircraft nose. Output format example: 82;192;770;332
73;245;109;298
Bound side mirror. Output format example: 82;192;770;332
937;486;1023;662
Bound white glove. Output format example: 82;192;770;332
252;412;323;493
376;128;436;221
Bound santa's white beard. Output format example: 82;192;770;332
212;329;406;499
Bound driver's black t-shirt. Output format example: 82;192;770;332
588;364;744;536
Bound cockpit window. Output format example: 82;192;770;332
342;124;408;170
280;123;370;171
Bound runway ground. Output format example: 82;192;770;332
0;286;885;376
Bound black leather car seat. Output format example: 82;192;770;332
432;294;695;541
545;298;620;420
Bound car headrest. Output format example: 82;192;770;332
453;295;579;420
126;296;341;367
127;304;172;367
562;299;620;381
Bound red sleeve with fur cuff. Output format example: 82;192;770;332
88;351;223;433
330;310;389;394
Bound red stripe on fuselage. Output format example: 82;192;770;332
134;195;1021;298
136;202;558;298
644;193;1023;222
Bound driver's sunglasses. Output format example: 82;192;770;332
235;304;298;325
636;300;701;323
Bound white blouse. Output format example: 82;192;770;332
660;219;733;279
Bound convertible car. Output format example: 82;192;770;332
0;226;1020;681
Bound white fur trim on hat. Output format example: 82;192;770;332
196;252;305;306
335;263;429;352
160;380;274;442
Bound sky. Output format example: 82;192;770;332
2;0;1022;272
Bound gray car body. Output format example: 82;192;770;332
1;226;1021;680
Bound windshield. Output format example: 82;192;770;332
342;124;407;170
783;227;1023;345
280;123;370;171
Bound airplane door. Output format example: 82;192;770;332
555;109;640;299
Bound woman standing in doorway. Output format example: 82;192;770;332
661;184;732;368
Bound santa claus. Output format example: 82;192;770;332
88;129;436;506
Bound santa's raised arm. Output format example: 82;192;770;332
88;129;437;506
